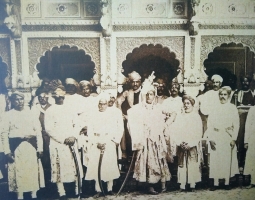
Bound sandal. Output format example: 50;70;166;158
161;188;167;193
148;190;158;195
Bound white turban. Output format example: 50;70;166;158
211;74;223;83
65;78;78;86
97;91;110;102
52;87;66;97
128;71;141;81
79;80;91;88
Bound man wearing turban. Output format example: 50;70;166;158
203;86;239;190
1;91;44;199
45;87;82;199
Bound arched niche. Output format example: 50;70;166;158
203;42;255;90
122;44;180;85
36;45;95;84
27;38;100;87
200;35;255;83
116;37;185;84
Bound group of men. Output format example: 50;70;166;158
0;71;255;199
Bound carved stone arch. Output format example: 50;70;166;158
200;35;255;82
27;38;100;87
116;37;185;83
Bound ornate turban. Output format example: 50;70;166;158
211;74;223;83
11;91;24;99
128;71;141;81
182;95;195;106
52;87;66;97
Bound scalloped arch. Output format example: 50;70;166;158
27;38;100;85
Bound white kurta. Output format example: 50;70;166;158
45;103;82;183
203;103;239;185
244;106;255;184
171;111;203;188
85;108;123;182
199;90;221;115
1;108;44;193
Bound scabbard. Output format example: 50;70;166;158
116;150;137;197
69;146;81;196
98;149;105;196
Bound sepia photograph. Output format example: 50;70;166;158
0;0;255;199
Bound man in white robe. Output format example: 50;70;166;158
171;95;202;191
85;93;123;197
243;106;255;188
45;88;82;199
1;91;44;200
203;86;239;190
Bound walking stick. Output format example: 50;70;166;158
229;146;234;181
185;150;189;186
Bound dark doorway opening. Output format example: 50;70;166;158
122;44;180;88
0;57;8;93
204;43;255;90
36;45;95;83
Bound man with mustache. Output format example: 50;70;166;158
203;86;239;190
230;76;255;173
154;78;169;104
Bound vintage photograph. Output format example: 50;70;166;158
0;0;255;199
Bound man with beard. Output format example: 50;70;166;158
231;76;254;173
1;91;44;200
203;86;239;190
117;71;142;160
154;78;169;104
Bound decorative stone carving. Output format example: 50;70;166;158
199;24;255;29
117;3;129;15
1;0;22;38
46;2;80;17
228;3;246;15
85;2;100;16
26;3;39;15
27;38;100;85
22;25;101;32
191;0;200;16
0;38;11;88
14;40;21;74
100;0;112;37
173;2;185;16
113;24;187;31
200;35;255;81
202;3;213;15
116;37;184;81
190;37;195;69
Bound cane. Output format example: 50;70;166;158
229;145;234;181
185;150;188;186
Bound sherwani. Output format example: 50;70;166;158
1;107;44;193
171;111;203;188
128;103;171;183
203;102;239;185
244;106;255;184
45;103;82;183
85;108;123;182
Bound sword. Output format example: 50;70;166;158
116;151;137;197
185;151;188;186
98;148;105;196
69;145;82;198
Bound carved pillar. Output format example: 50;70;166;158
100;0;112;37
0;0;22;38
